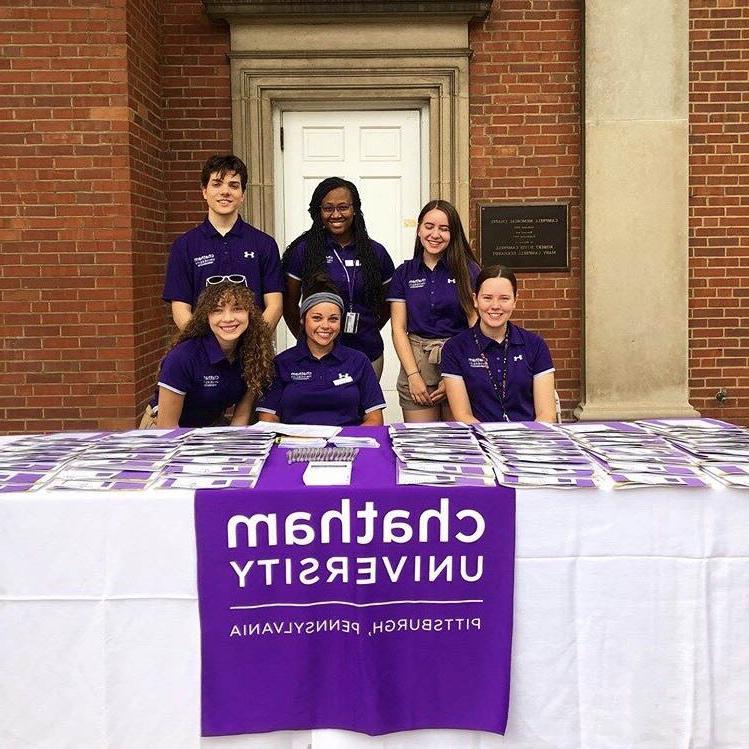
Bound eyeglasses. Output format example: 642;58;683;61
205;274;247;287
321;203;353;216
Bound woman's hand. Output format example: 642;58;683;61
407;372;432;407
429;379;447;404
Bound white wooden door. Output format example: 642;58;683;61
276;109;425;423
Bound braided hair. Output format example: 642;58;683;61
282;177;384;308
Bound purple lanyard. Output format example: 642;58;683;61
473;326;510;422
332;248;356;313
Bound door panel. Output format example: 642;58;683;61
279;109;425;424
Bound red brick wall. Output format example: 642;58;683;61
161;1;232;240
469;0;582;420
2;1;747;433
689;0;749;426
126;0;169;415
0;1;135;433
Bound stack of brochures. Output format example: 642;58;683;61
0;431;106;492
473;421;598;488
4;426;277;492
153;426;275;490
39;429;183;491
560;421;709;489
638;418;749;489
388;422;495;486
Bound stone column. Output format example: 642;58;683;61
575;0;698;420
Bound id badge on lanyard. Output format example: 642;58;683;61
344;311;359;334
334;249;360;334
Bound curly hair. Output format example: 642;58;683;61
170;281;274;400
281;177;384;308
414;200;478;320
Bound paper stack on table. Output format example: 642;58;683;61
39;429;184;490
560;421;709;489
152;427;275;490
637;417;749;489
473;421;598;488
388;422;495;486
0;431;107;492
5;426;278;492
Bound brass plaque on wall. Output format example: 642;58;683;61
477;202;569;272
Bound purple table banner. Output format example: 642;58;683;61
195;431;515;737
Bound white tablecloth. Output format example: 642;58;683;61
1;487;748;748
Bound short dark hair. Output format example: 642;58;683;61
474;264;518;296
200;155;248;192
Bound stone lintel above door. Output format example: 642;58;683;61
203;0;492;23
208;1;477;239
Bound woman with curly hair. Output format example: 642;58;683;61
257;274;386;426
387;200;480;422
282;177;395;379
150;279;274;428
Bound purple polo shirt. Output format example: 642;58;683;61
441;321;554;422
162;216;283;310
154;335;246;428
387;257;481;338
256;339;386;426
284;235;395;360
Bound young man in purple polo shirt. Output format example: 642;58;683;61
162;155;284;331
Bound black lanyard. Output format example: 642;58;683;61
473;326;510;422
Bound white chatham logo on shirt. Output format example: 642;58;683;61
408;278;427;289
290;371;313;381
514;354;523;362
447;278;456;284
244;251;254;259
468;357;488;368
203;375;220;387
194;253;215;268
325;255;334;264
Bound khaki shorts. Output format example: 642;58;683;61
397;334;448;411
138;403;158;429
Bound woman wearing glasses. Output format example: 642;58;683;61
282;177;395;379
441;265;557;423
148;279;275;428
387;200;480;422
257;275;386;426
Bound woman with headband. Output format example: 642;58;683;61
282;177;395;379
441;265;557;423
387;200;480;421
257;275;386;426
145;279;275;428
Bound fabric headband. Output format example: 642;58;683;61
299;292;345;318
